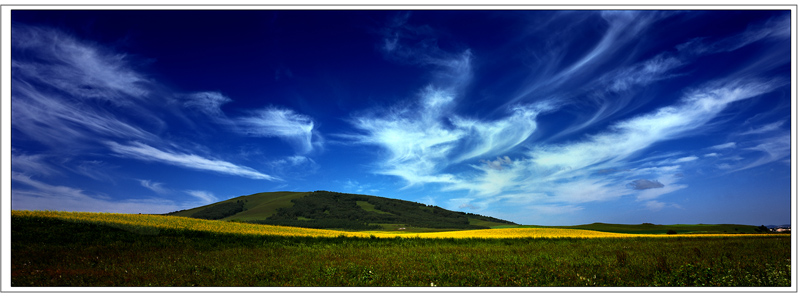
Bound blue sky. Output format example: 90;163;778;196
6;10;793;226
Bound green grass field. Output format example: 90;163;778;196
11;212;791;287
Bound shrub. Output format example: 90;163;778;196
666;230;678;235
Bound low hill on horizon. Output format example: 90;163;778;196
517;222;775;235
165;190;517;231
164;191;775;234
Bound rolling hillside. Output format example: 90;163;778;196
507;222;770;235
166;191;517;230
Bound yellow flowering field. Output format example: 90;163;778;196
12;210;784;239
381;228;782;239
12;210;369;238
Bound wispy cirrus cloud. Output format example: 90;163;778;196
11;24;284;185
140;179;170;194
349;86;551;187
739;120;786;136
185;190;218;204
679;13;790;56
526;79;778;175
234;107;322;154
11;78;158;149
353;12;787;217
183;91;233;119
731;134;791;173
11;172;184;214
182;92;322;155
673;156;698;163
710;142;737;150
380;12;473;89
357;72;783;213
11;24;150;105
512;11;666;103
106;141;280;181
11;151;59;176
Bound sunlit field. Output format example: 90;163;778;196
12;210;366;238
12;210;783;239
11;211;791;287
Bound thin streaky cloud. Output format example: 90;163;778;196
710;142;737;150
11;172;183;214
8;11;790;226
235;107;321;155
140;180;170;194
438;77;781;208
106;141;280;181
11;24;150;106
673;156;698;163
183;92;322;155
739;120;786;136
11;79;158;148
10;152;59;176
185;190;218;204
731;134;791;173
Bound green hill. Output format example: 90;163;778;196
166;191;517;231
506;222;768;235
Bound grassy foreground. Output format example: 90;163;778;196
11;211;792;287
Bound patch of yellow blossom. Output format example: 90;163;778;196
12;210;784;239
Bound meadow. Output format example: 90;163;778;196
11;211;792;287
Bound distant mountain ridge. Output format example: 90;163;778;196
166;191;517;230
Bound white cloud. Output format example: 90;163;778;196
689;13;790;55
512;11;663;103
140;179;169;194
342;179;380;195
350;13;787;223
739;120;786;136
458;203;480;210
186;190;218;204
733;134;791;172
643;200;682;212
70;160;117;183
11;152;58;176
606;54;684;93
11;79;157;148
350;85;552;189
235;107;321;154
11;24;150;105
106;141;280;181
527;204;584;215
717;163;734;170
451;102;553;162
673;156;698;163
183;91;233;118
644;200;666;211
182;91;323;155
411;78;777;210
530;79;778;173
11;172;182;214
710;142;737;150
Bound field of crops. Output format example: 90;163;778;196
11;211;783;239
11;210;362;238
11;210;792;287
